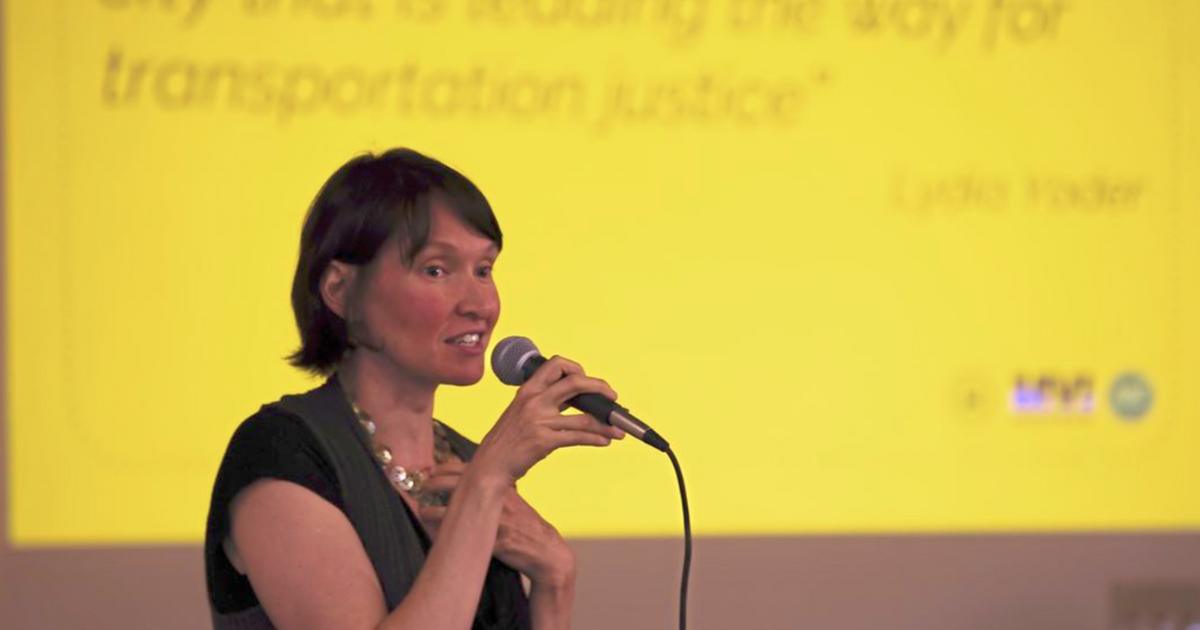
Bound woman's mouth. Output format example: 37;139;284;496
446;332;482;347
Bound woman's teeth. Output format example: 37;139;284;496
453;333;481;346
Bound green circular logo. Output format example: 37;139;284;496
1109;373;1153;421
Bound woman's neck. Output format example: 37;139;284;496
337;351;437;451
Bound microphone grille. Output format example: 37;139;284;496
491;336;541;386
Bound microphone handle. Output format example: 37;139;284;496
521;355;670;452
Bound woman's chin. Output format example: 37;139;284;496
441;366;486;387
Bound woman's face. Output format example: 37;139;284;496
352;203;501;388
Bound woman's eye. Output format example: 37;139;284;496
476;266;493;279
423;266;446;278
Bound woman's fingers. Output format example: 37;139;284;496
420;458;465;497
473;355;627;484
432;458;467;475
421;473;460;494
520;355;586;393
540;373;618;408
418;504;447;521
417;504;448;538
542;413;625;440
546;428;617;449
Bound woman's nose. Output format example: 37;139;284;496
455;277;497;320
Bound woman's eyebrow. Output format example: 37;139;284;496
422;241;499;256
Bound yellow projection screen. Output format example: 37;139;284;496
4;0;1199;546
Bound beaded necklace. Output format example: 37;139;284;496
343;390;453;507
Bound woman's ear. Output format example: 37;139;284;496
319;261;358;320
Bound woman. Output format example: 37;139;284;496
204;148;624;630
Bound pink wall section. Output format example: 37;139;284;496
2;536;1200;630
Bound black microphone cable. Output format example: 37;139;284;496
667;445;691;630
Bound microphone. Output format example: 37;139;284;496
491;336;670;452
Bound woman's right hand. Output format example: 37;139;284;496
419;461;576;585
468;355;626;486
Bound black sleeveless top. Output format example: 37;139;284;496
204;377;530;630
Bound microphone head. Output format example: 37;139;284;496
491;336;542;386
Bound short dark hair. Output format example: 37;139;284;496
287;148;503;375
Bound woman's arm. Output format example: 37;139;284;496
419;462;592;630
228;468;508;630
528;573;576;630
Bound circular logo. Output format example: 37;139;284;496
1109;372;1154;421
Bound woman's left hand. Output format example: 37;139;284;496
420;459;576;586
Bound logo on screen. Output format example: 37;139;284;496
1109;372;1154;421
1010;373;1095;416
